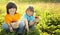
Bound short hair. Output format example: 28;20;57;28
26;5;34;12
6;2;17;14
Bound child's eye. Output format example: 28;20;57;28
31;11;34;12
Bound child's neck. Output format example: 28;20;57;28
10;14;14;17
25;13;32;17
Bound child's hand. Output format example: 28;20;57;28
9;27;14;32
35;16;39;23
11;22;19;29
29;21;34;26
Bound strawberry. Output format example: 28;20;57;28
35;16;38;18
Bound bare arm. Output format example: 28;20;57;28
24;19;29;32
29;18;40;26
10;20;20;29
29;21;35;26
7;23;14;32
7;23;12;27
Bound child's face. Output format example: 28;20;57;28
26;9;34;16
9;8;16;15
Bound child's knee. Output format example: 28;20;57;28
19;21;25;28
2;23;8;30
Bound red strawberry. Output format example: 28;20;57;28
35;16;38;18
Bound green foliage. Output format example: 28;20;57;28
35;6;60;35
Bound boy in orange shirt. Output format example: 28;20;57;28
2;2;22;34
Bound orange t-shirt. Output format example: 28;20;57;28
4;13;20;24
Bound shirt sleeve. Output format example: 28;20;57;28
22;14;28;19
4;15;11;24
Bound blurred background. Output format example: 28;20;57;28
0;0;60;35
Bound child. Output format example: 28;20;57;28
20;5;39;33
2;2;21;34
